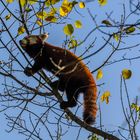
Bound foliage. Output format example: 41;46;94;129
98;0;107;6
79;2;85;9
131;103;140;112
63;24;74;35
96;69;103;80
18;26;25;35
74;20;82;28
100;91;111;104
102;20;112;26
0;0;140;140
6;0;14;3
122;69;132;79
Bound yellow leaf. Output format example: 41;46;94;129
98;0;107;6
74;20;82;28
45;8;57;22
102;20;112;26
6;0;14;3
79;2;85;8
59;0;73;17
101;91;111;104
19;0;26;7
49;8;57;15
5;14;11;20
36;11;47;20
36;20;43;26
63;0;69;5
68;39;78;49
131;103;140;112
113;33;120;42
18;26;25;35
96;69;103;80
125;26;135;34
63;24;74;36
45;16;57;22
28;0;37;5
113;34;119;41
45;0;60;6
122;69;132;79
59;6;69;16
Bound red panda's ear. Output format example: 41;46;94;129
40;33;49;42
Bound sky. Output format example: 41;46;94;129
0;0;140;140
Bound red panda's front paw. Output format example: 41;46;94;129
24;67;33;76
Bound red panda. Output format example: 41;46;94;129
19;33;97;125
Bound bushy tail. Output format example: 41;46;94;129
83;85;97;125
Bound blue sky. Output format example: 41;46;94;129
0;0;140;139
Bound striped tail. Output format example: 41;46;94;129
83;85;97;125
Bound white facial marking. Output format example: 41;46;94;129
29;36;38;45
20;35;41;47
22;39;27;44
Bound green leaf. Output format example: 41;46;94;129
63;24;74;36
25;8;32;13
89;134;100;140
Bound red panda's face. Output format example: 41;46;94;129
19;35;40;50
19;33;49;50
19;33;49;58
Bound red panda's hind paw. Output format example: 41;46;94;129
60;101;68;109
24;67;34;76
60;101;77;109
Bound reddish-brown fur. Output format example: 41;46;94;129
19;34;97;124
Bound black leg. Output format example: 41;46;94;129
60;86;79;109
24;59;43;76
50;80;65;91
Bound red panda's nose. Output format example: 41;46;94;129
19;40;23;46
19;40;26;49
19;40;22;45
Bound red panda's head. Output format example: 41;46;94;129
19;33;49;49
19;33;49;57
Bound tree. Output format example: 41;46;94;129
0;0;140;140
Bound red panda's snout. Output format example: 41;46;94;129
19;39;27;50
